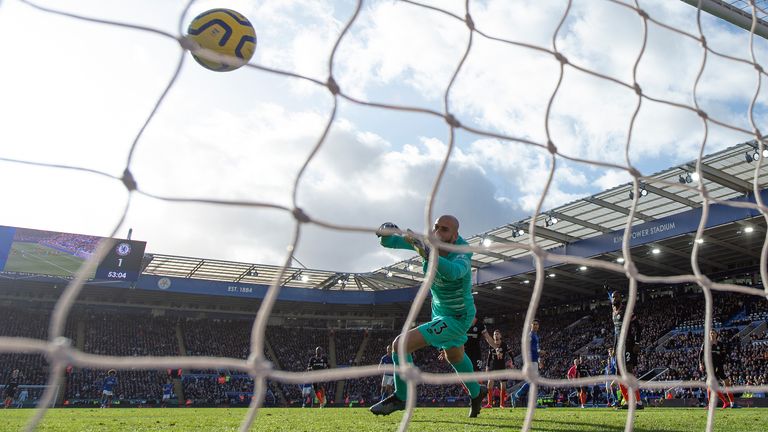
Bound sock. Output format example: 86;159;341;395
619;385;629;403
727;392;734;404
579;391;586;405
635;389;641;405
487;390;493;405
500;388;507;407
717;392;727;407
392;352;413;401
449;353;481;399
516;382;529;400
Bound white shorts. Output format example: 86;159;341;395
302;387;313;397
381;375;394;387
102;390;113;397
162;394;171;401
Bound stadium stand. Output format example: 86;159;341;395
1;280;768;408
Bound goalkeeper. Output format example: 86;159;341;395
369;215;487;418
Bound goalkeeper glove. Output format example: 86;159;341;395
406;229;430;259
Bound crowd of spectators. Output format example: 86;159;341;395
333;329;364;367
63;310;178;403
2;286;768;408
265;326;334;405
0;306;52;386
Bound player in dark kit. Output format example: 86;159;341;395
607;287;643;410
307;346;330;407
464;315;497;372
699;329;735;408
3;369;21;409
576;357;591;408
484;330;514;408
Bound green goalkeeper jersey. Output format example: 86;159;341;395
380;234;475;319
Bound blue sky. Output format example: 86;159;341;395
0;0;766;273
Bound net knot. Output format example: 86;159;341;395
755;63;764;74
48;336;73;365
546;140;557;154
292;207;311;223
464;14;475;31
530;244;545;257
178;35;199;52
633;82;642;96
400;365;422;383
635;8;649;20
624;260;638;277
696;109;709;120
622;375;639;390
553;52;569;65
627;167;642;179
122;169;138;191
522;362;539;380
326;76;341;95
248;358;273;378
444;113;461;128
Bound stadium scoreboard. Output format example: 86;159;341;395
0;225;147;282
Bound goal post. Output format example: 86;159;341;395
679;0;768;39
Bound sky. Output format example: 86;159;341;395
0;0;766;274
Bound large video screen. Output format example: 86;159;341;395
0;226;146;282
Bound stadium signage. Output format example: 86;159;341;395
101;275;423;304
612;222;677;244
0;225;146;282
477;188;767;284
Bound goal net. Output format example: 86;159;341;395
0;1;767;431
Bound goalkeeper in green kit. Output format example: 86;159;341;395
369;215;487;418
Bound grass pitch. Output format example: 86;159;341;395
5;243;91;278
2;407;764;431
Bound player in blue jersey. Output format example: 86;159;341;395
378;344;395;400
605;347;617;407
513;319;542;407
101;369;118;408
161;380;174;408
370;215;487;418
300;383;314;408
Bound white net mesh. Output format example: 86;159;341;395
1;0;768;431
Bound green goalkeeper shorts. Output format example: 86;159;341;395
417;314;473;350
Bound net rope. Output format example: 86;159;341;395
1;0;768;431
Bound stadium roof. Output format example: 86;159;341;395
140;140;768;309
377;139;768;310
141;253;420;292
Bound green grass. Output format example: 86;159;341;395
2;407;765;431
4;242;93;278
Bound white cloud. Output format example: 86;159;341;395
1;0;766;275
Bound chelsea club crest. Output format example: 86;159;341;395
116;242;132;256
